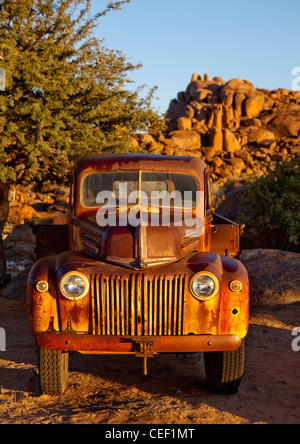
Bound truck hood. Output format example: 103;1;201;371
78;210;204;270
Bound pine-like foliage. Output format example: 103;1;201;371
0;0;164;186
239;158;300;251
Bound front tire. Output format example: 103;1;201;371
204;340;245;395
39;349;69;395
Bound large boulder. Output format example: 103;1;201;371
169;130;201;151
7;203;38;225
177;117;192;131
247;127;276;144
4;224;36;262
243;94;265;118
4;224;35;246
225;157;245;174
208;128;223;152
240;249;300;307
207;104;223;128
266;111;300;138
222;78;255;95
223;129;240;152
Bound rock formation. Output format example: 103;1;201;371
133;73;300;183
7;182;69;225
4;73;300;250
240;249;300;307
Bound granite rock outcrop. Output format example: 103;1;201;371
133;73;300;183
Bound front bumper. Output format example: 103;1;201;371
35;332;242;354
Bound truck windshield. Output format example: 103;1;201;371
81;171;200;209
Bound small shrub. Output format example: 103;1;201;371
238;158;300;251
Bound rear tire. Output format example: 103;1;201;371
204;340;245;395
39;349;69;395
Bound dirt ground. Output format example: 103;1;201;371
0;288;299;424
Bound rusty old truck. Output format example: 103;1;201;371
27;153;249;395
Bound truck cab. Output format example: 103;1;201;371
27;154;249;395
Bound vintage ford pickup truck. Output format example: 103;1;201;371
27;153;249;395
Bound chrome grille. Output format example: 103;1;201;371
91;273;187;336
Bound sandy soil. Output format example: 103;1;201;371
0;288;299;424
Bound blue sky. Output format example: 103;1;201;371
92;0;300;114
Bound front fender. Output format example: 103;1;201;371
27;252;93;337
219;256;250;339
184;252;249;338
27;256;59;334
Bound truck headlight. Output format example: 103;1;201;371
60;272;89;301
190;272;219;301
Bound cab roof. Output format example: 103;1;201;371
75;153;207;178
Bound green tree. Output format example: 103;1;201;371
0;0;165;284
239;158;300;251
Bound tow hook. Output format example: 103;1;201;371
133;337;157;376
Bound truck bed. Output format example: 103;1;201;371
34;214;69;259
211;213;241;258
